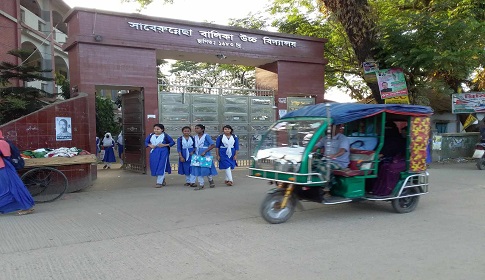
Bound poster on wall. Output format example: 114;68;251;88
56;117;72;141
286;97;315;112
451;92;485;113
376;68;409;99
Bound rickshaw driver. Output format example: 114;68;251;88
313;124;350;197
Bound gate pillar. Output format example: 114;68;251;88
257;61;325;119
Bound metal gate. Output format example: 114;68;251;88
158;85;275;163
121;89;146;173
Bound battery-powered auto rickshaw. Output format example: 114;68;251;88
249;103;433;224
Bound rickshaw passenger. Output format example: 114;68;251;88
371;122;406;196
379;122;405;161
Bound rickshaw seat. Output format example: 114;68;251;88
333;149;376;177
332;169;365;177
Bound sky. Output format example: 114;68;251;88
63;0;268;25
62;0;354;102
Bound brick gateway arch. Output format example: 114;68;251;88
64;8;328;172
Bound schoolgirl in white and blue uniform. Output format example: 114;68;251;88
102;132;116;169
191;124;218;190
177;126;196;187
215;125;239;186
145;124;175;188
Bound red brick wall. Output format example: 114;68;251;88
276;61;325;103
0;93;93;192
64;10;327;65
0;0;20;82
68;44;158;156
0;94;90;151
0;0;17;16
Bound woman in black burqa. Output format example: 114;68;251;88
370;122;407;196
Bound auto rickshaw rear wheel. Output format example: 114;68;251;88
392;188;420;213
260;192;297;224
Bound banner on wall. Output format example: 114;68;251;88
451;92;485;113
376;68;409;99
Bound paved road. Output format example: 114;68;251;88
1;163;484;280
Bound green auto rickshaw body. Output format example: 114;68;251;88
250;103;433;223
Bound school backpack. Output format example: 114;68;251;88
0;138;25;170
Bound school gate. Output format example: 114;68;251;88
64;8;328;174
159;83;275;166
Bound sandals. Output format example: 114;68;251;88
184;183;191;186
194;185;205;191
18;209;34;215
161;179;166;186
189;183;197;187
154;184;162;188
226;181;233;186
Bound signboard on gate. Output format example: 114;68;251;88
451;92;485;114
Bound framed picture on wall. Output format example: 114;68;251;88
56;117;72;141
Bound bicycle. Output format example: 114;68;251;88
21;166;68;203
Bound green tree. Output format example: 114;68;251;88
0;49;52;124
166;61;255;93
95;95;121;138
55;72;70;100
267;0;485;105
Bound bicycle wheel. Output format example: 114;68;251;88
21;167;68;203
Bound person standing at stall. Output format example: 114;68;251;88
177;126;196;187
0;130;35;215
191;124;218;190
102;132;116;169
215;125;239;186
145;124;175;188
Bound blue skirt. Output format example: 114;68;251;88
103;147;116;163
178;155;192;176
218;148;237;169
0;160;35;214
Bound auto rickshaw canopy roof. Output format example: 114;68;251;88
282;103;433;125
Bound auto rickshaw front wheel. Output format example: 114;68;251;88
260;192;297;224
391;188;420;213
